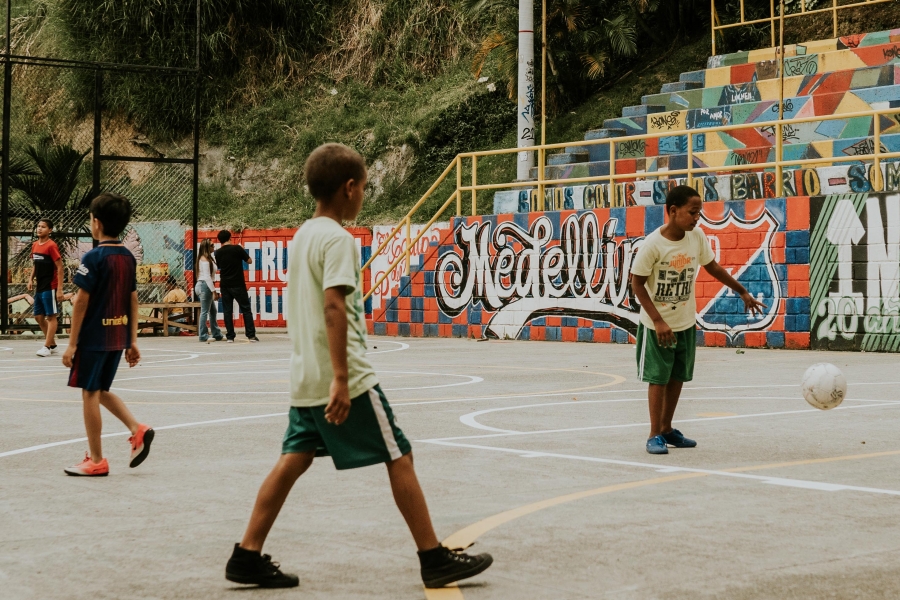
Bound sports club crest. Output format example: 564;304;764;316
696;209;780;336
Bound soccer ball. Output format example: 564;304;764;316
801;363;847;410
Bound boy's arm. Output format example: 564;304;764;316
125;290;141;367
323;286;351;425
62;290;89;367
55;259;64;301
26;267;34;291
631;274;676;348
702;260;767;315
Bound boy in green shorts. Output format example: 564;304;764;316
225;143;493;589
630;185;767;455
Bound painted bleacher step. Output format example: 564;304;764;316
643;64;900;112
688;40;900;90
706;27;900;69
603;84;900;137
530;131;900;183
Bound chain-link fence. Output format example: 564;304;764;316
0;1;200;333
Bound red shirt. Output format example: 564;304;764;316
32;239;61;292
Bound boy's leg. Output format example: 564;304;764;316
648;379;684;437
386;453;440;551
35;314;47;336
660;379;684;434
240;451;315;552
82;389;104;461
648;383;667;438
98;390;140;434
45;314;58;347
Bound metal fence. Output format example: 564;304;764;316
0;0;200;332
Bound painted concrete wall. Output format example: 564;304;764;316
371;199;812;350
184;227;372;328
810;192;900;351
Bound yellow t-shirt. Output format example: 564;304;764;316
631;227;715;332
287;217;378;407
163;288;187;315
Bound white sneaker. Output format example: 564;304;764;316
36;346;51;357
49;346;59;355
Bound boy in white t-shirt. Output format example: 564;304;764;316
630;185;767;455
225;143;493;589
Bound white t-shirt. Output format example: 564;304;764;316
631;227;715;332
287;217;378;407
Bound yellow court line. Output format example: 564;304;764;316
424;449;900;599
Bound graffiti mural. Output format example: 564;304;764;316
374;200;810;348
185;227;372;328
370;223;448;310
810;192;900;351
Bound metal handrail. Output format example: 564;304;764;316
711;0;893;55
363;103;900;305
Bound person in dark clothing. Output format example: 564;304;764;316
214;230;259;343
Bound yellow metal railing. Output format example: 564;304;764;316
362;105;900;303
711;0;893;56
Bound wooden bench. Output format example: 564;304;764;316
139;302;201;336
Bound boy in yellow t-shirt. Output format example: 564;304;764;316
225;143;493;590
631;185;767;455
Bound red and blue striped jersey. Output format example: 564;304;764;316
73;244;137;351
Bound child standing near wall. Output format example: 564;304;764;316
29;218;64;357
62;193;154;476
225;143;493;589
630;185;767;455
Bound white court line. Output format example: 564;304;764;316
424;400;900;442
459;396;807;433
111;370;480;394
0;412;287;459
417;440;900;496
366;341;410;355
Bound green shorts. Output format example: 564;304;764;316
282;384;412;470
636;323;697;385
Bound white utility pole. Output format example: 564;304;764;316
517;0;535;180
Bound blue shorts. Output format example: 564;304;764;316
33;290;58;316
67;350;123;392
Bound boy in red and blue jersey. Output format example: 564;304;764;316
28;217;64;357
62;192;154;477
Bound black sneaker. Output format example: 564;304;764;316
248;336;260;343
225;544;299;588
418;544;493;588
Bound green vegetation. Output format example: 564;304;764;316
7;0;900;230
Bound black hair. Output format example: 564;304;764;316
665;185;701;213
304;143;366;201
38;217;53;230
217;230;231;244
166;275;178;288
90;192;131;237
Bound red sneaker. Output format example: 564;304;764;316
129;424;155;468
64;453;109;476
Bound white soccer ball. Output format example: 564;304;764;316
801;363;847;410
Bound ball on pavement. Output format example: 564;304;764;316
801;363;846;410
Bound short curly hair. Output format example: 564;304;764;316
304;143;366;201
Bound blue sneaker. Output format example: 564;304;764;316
646;435;668;455
661;428;697;448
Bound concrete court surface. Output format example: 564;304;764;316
3;334;900;600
